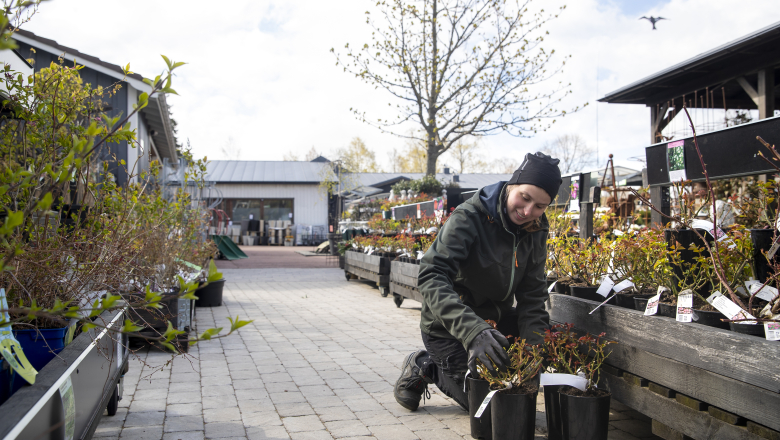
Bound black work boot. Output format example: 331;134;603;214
394;350;434;411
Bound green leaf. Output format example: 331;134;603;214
227;315;253;332
162;321;185;342
121;319;144;333
161;55;172;70
207;259;223;283
197;327;223;341
36;193;53;211
160;341;178;354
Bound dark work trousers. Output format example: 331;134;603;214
420;308;519;411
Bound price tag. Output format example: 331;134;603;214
707;291;756;323
474;390;498;418
613;280;635;294
765;322;780;341
548;281;557;293
676;292;693;323
691;220;736;250
768;238;780;260
596;278;614;297
644;289;661;316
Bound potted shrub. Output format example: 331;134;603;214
477;339;544;440
196;260;226;307
545;324;615;440
566;237;614;304
610;229;670;308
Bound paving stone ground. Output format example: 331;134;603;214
93;267;659;440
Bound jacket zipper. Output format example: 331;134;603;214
506;231;517;301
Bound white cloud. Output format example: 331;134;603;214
19;0;780;171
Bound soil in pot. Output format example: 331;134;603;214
467;377;493;440
570;285;615;305
729;322;766;338
559;387;611;440
491;382;538;440
196;279;226;307
751;229;778;283
544;385;564;440
614;290;653;309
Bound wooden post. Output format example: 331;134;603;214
579;172;594;239
758;68;775;120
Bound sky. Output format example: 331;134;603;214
18;0;780;172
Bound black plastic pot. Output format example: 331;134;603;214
657;302;676;318
467;377;493;440
750;229;778;283
553;282;569;295
729;322;766;338
491;389;538;440
634;297;649;312
544;385;564;440
560;390;611;440
196;279;226;307
614;294;652;309
570;286;614;305
665;228;711;295
694;309;729;330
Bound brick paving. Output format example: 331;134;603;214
214;246;336;269
93;267;659;440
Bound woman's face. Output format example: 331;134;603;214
506;184;551;226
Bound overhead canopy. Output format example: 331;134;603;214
599;20;780;111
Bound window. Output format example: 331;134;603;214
263;199;293;222
231;200;262;222
222;198;294;223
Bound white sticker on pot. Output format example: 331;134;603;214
676;292;693;323
548;281;557;293
613;280;635;294
540;373;588;391
765;322;780;341
596;278;614;297
706;291;756;324
474;390;498;418
644;287;664;316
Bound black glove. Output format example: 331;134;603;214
467;328;511;377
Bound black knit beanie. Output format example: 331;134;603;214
507;152;562;202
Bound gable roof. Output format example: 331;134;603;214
206;160;331;184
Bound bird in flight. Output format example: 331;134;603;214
640;16;667;30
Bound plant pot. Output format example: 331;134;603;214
570;286;614;305
729;322;766;338
491;388;538;440
560;390;611;440
657;302;676;318
196;279;226;307
467;377;493;440
664;228;711;295
634;296;650;312
554;282;569;295
615;294;652;309
750;229;778;283
694;309;729;330
544;385;564;440
13;326;69;371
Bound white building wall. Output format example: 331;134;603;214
215;183;328;226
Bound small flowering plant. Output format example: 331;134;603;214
543;323;615;391
477;339;544;393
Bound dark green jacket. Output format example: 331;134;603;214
418;181;550;348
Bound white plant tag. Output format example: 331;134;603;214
417;251;425;260
644;288;662;316
547;270;556;278
765;322;780;341
707;291;756;324
596;278;614;297
612;229;624;236
548;281;557;293
768;238;780;260
367;247;374;255
540;373;588;391
691;220;736;249
589;293;617;314
745;280;779;302
676;292;693;323
474;390;498;418
613;280;635;294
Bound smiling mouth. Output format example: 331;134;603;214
515;211;527;221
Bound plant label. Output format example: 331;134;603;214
474;390;498;418
667;140;687;181
676;292;693;323
596;278;614;297
745;280;779;302
589;293;617;315
644;289;662;316
765;322;780;341
707;291;756;324
540;373;588;391
547;281;557;293
691;219;736;250
768;237;780;260
417;251;424;260
613;280;635;294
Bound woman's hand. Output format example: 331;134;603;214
467;329;510;377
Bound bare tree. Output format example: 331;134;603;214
219;136;242;160
445;140;489;173
282;151;300;161
333;0;580;175
304;146;322;161
541;134;595;174
335;137;383;172
489;157;521;174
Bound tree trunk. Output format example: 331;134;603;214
426;133;438;175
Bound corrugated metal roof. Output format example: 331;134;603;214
206;160;330;183
206;161;512;189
